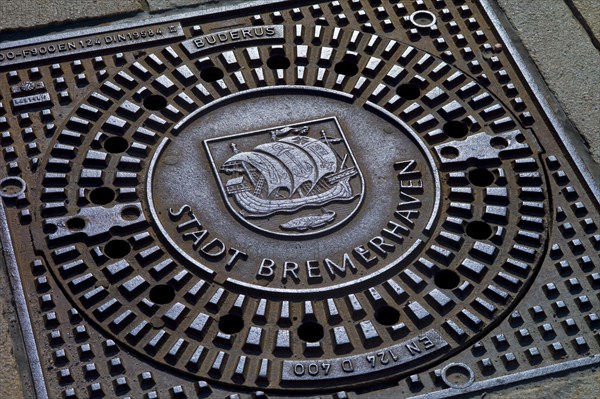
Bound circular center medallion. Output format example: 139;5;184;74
148;89;440;295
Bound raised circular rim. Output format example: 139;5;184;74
441;362;476;389
0;177;27;199
146;86;442;296
409;10;438;29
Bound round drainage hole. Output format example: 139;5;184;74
443;121;469;138
218;314;244;334
298;321;324;342
104;239;131;259
434;269;460;289
103;136;129;153
396;83;421;100
143;94;168;111
334;60;359;76
465;221;493;240
66;217;85;231
200;66;224;82
375;306;401;326
149;284;176;304
267;54;291;70
468;168;496;187
89;187;116;205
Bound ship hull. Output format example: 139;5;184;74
233;179;354;217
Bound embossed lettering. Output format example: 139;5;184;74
257;258;275;279
353;246;377;266
324;253;357;278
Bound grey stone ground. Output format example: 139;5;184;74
0;1;599;398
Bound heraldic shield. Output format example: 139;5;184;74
204;117;365;238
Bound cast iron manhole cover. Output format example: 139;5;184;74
0;1;598;398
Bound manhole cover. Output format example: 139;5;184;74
0;1;598;398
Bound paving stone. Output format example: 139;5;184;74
572;0;600;42
0;259;25;399
497;0;600;165
0;0;143;33
146;0;251;13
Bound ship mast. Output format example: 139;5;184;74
231;143;258;186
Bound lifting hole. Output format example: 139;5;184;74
440;146;459;159
43;223;58;234
490;136;509;149
121;206;141;220
66;217;85;231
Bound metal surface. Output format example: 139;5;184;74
0;0;598;398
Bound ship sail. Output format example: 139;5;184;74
280;136;338;184
222;152;293;195
255;141;317;193
222;132;344;200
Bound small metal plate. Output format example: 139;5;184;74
0;1;598;398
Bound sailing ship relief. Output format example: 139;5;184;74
204;117;365;237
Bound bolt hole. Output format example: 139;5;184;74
149;284;176;305
334;60;359;76
143;94;168;111
104;239;131;259
89;187;116;205
490;136;509;149
121;206;141;221
200;66;224;82
440;146;459;159
396;83;421;100
515;133;526;143
375;306;401;326
66;217;85;231
434;269;461;290
103;136;129;153
468;168;495;187
218;313;244;334
298;321;324;342
465;221;493;240
443;121;469;138
266;55;291;70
